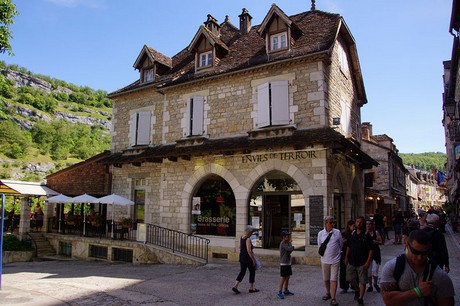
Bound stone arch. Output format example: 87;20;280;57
181;163;245;233
244;159;311;197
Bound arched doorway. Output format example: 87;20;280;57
190;175;236;236
249;171;304;250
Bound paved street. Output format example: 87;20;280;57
1;228;459;306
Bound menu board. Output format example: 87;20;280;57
309;195;323;245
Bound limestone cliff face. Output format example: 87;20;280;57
1;69;112;130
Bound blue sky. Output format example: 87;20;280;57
3;0;453;154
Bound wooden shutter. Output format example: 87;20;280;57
257;83;270;127
129;113;137;146
136;110;151;145
191;96;204;135
341;100;351;135
271;80;289;125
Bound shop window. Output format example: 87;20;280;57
257;80;289;128
191;176;235;237
134;179;145;223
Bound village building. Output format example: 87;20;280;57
361;122;407;219
96;3;377;262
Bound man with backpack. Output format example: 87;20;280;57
380;229;454;305
424;213;449;273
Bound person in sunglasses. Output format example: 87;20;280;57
380;229;455;306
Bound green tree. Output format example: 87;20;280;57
0;0;18;55
0;120;31;158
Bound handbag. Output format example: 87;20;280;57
254;254;262;270
318;232;333;256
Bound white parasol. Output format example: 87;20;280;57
97;193;134;238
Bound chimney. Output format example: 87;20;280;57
311;0;316;11
239;8;252;35
204;14;220;35
361;122;372;141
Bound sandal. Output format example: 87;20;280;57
249;289;260;293
322;294;331;300
330;298;339;306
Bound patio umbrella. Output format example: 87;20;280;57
47;194;72;233
70;194;99;236
47;193;72;203
97;193;134;238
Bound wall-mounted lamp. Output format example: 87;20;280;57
332;117;341;125
444;98;457;119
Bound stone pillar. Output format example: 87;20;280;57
44;201;54;233
18;197;30;239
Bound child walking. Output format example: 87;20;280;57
277;230;295;299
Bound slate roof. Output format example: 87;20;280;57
109;7;345;97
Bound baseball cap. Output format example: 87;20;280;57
281;230;292;237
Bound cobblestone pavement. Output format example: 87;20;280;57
1;228;459;306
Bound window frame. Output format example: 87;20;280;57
142;68;154;83
198;50;213;68
270;31;288;52
257;80;290;128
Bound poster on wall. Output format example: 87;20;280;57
192;197;201;215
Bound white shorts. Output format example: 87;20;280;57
321;262;340;281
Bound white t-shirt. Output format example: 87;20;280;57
317;228;343;264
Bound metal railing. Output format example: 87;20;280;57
145;224;210;263
46;217;210;263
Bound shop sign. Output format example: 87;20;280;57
241;150;318;164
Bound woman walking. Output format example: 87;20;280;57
232;225;259;293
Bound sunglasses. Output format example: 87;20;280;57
408;243;430;256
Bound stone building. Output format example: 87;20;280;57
102;4;376;261
361;122;407;219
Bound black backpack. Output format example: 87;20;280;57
393;254;437;305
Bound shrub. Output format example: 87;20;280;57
2;234;33;251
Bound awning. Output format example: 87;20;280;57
0;179;58;196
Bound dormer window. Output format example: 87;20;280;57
199;51;213;68
270;32;287;51
142;68;154;83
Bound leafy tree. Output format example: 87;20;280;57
399;152;446;172
0;0;18;55
0;120;31;158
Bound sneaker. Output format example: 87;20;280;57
358;298;364;305
277;292;285;299
366;286;373;292
374;285;380;293
283;290;294;296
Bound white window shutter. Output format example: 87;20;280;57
271;80;289;125
191;96;204;135
136;110;151;145
129;113;137;146
341;100;351;135
257;83;270;127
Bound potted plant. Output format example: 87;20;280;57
90;214;103;227
120;217;133;228
66;214;77;225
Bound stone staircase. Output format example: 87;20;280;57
28;232;56;258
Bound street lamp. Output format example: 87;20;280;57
444;98;457;119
